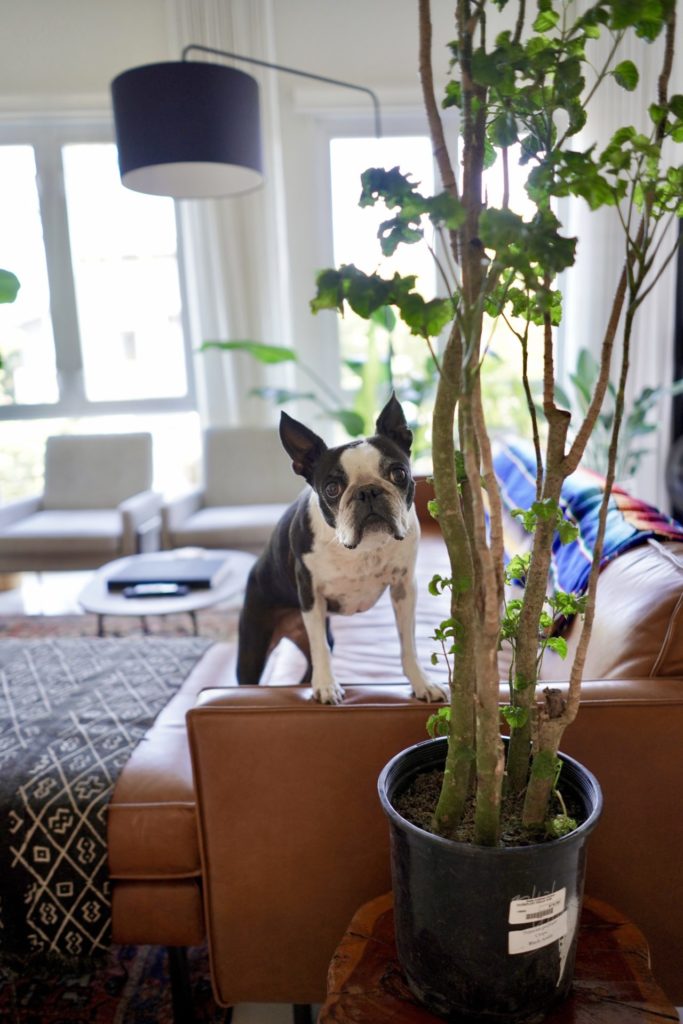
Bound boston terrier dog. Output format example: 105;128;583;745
236;395;447;704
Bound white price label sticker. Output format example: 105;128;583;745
508;888;566;925
508;910;568;955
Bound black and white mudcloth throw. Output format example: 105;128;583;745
0;636;212;966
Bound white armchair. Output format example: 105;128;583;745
0;433;162;572
161;426;304;553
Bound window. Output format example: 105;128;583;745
0;124;193;420
329;135;437;463
329;134;543;458
62;144;187;403
0;146;58;405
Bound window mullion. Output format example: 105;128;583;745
33;137;85;409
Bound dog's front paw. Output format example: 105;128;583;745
312;678;345;705
411;676;448;703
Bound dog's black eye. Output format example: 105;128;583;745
390;466;408;486
324;480;342;500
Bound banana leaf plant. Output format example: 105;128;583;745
312;0;683;843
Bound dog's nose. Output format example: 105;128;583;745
356;484;381;503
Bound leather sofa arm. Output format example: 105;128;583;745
187;676;683;1006
0;494;41;528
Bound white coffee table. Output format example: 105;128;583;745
79;548;256;636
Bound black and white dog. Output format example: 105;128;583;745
236;395;446;704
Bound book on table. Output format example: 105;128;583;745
106;554;231;592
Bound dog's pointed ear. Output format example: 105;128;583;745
279;411;328;483
375;393;413;455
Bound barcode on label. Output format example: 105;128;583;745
508;911;568;955
508;888;566;925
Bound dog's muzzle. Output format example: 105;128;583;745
342;484;405;547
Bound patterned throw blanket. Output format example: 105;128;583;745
0;636;212;966
494;441;683;595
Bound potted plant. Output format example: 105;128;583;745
311;0;682;1019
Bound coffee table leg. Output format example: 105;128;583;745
141;616;150;635
97;614;105;638
190;611;198;636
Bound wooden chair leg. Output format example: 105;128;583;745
167;946;195;1024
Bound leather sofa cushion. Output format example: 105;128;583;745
108;644;235;880
0;510;123;554
112;880;204;946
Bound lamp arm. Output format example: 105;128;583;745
181;43;382;138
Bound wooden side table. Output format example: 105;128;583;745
319;893;678;1023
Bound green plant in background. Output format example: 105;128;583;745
310;0;683;844
556;346;683;479
200;306;438;458
0;268;20;373
0;269;19;305
200;337;365;436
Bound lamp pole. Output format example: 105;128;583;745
181;43;383;138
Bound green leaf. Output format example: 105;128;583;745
427;707;451;738
505;552;531;582
329;409;366;436
556;518;579;545
500;705;529;729
612;60;639;91
249;386;315;404
0;269;20;304
546;813;577;838
532;7;560;32
545;636;568;659
670;94;683;119
201;339;297;364
427;498;441;520
490;111;519;148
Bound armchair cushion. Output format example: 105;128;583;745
0;510;123;556
167;502;292;551
42;433;153;510
202;427;303;507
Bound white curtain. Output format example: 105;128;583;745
559;12;682;509
165;0;294;428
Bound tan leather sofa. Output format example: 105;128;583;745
108;518;683;1012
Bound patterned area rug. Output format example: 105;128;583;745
0;638;212;963
0;609;239;640
0;632;227;1022
0;941;225;1023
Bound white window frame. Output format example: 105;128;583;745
0;115;196;421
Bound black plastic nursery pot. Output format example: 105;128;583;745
378;737;602;1024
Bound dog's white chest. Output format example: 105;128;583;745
303;531;415;615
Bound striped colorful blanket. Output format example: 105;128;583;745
494;441;683;596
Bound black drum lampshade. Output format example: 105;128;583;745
111;60;264;199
